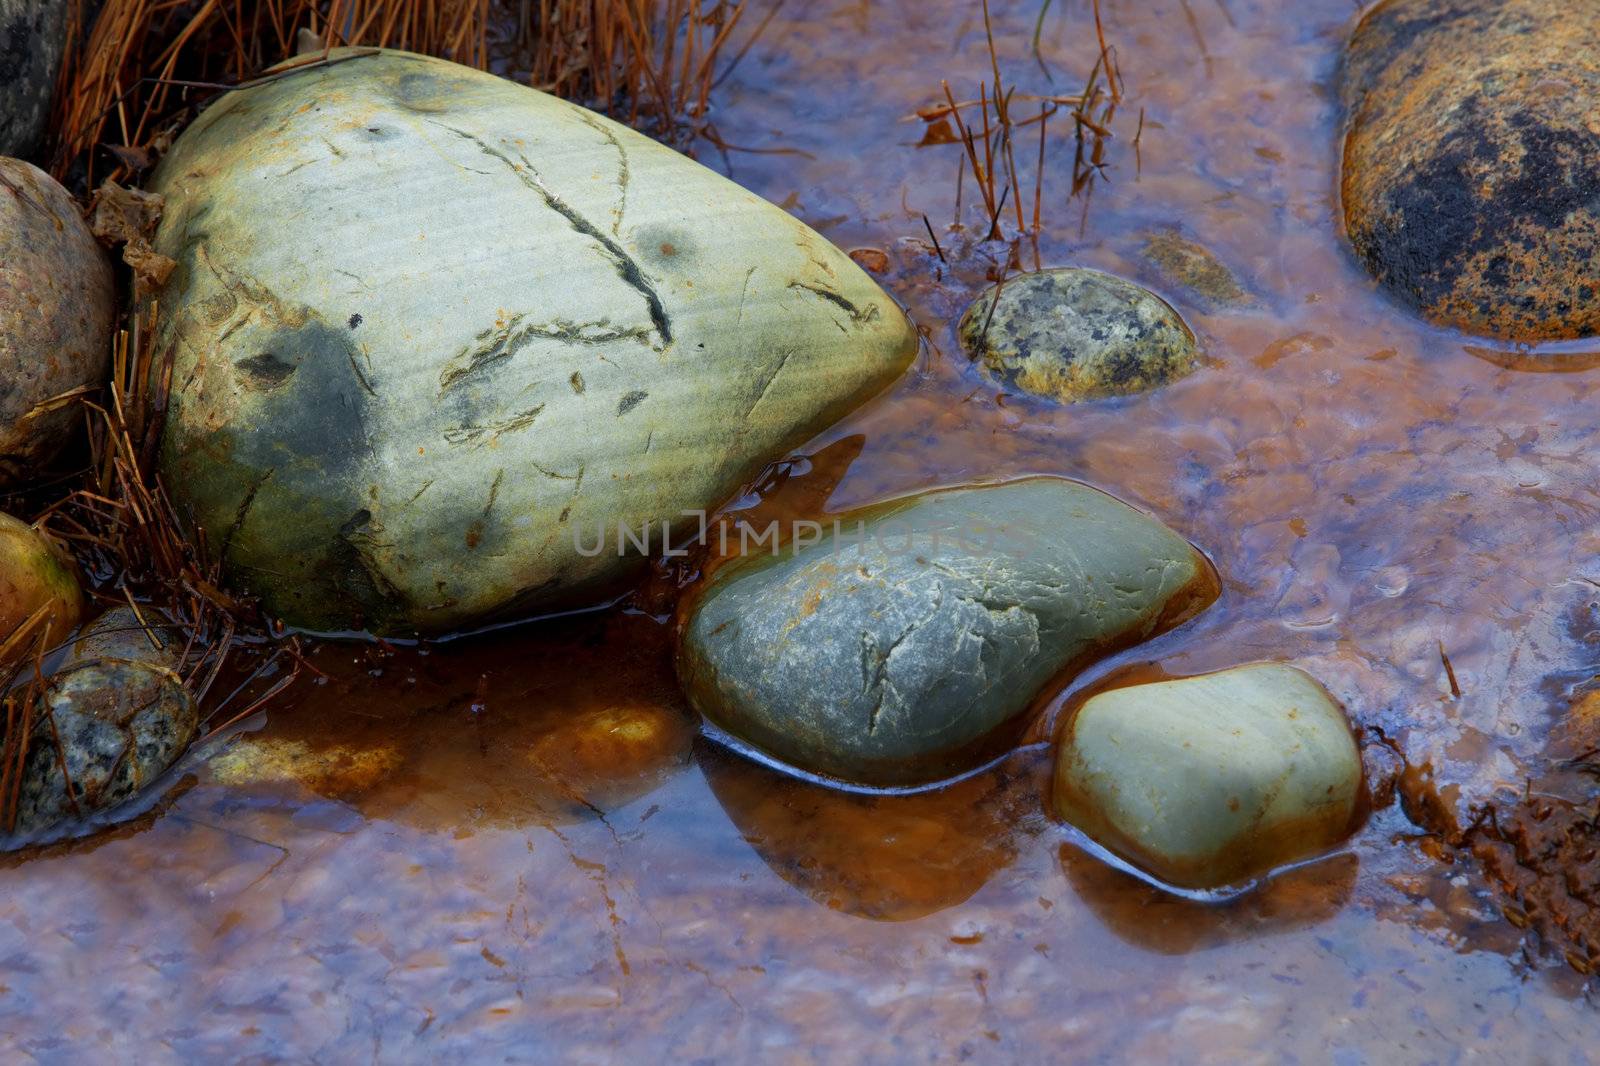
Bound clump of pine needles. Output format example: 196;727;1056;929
499;0;769;148
48;0;764;186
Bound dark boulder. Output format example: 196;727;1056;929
1341;0;1600;340
0;0;68;158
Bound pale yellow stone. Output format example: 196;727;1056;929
1055;663;1362;890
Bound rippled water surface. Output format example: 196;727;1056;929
4;0;1598;1059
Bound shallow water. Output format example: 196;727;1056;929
3;0;1598;1058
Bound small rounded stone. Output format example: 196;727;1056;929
959;268;1198;403
0;0;69;157
1054;662;1363;891
679;478;1217;787
0;511;82;665
10;609;198;836
1140;230;1253;309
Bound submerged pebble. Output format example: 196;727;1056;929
959;268;1198;403
1140;229;1255;309
149;48;916;636
0;157;115;484
679;477;1217;787
0;511;82;666
1341;0;1600;340
1054;662;1363;891
9;608;197;837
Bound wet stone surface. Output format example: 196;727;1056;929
1055;663;1363;891
679;478;1216;787
1140;229;1255;310
149;49;916;636
1341;0;1600;340
959;268;1199;403
9;608;197;838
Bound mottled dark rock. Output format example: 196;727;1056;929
1341;0;1600;340
1140;230;1254;310
0;158;115;484
959;268;1198;404
678;478;1217;787
0;0;67;158
10;608;197;837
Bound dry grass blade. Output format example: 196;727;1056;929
50;0;493;184
493;0;763;149
922;0;1124;251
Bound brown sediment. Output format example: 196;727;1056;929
702;740;1051;921
1391;694;1600;975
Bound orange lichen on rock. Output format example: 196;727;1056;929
1340;0;1600;341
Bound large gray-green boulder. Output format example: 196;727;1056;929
148;49;918;635
1054;662;1363;891
0;0;67;157
678;478;1216;787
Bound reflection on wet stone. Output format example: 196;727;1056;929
1059;843;1358;955
701;740;1050;921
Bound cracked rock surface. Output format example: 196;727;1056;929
10;607;198;838
959;268;1198;404
1055;662;1362;891
677;478;1216;787
0;158;114;484
0;0;67;157
147;48;917;635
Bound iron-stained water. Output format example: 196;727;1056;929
2;0;1596;1058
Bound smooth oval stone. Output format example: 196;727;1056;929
1054;662;1363;891
0;158;114;483
1341;0;1600;340
0;0;68;157
149;49;918;635
678;477;1217;787
0;510;82;665
11;608;198;836
959;268;1198;403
